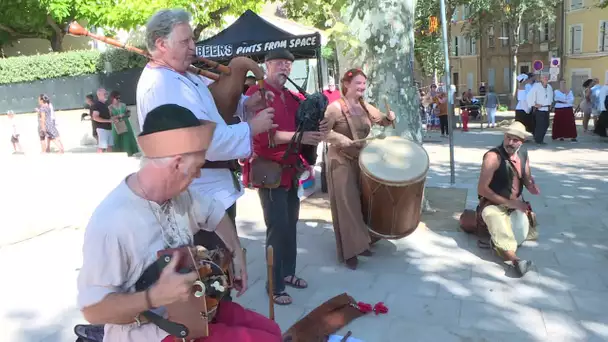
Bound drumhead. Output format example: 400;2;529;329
359;136;429;185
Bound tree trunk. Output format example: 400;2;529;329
49;31;64;52
342;0;435;211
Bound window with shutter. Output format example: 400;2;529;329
488;26;495;48
520;23;528;43
488;68;496;87
471;37;477;55
502;23;509;46
599;21;608;52
463;37;470;55
543;23;550;42
452;36;459;56
570;0;584;10
570;25;583;55
549;23;555;41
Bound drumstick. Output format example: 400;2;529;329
266;245;275;321
384;98;395;129
351;133;387;144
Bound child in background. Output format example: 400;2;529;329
7;110;23;153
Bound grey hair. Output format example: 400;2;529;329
140;152;199;176
140;156;175;168
145;9;192;52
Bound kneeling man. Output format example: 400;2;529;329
477;121;541;277
76;104;282;341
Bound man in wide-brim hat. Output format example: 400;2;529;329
475;121;541;277
76;104;282;342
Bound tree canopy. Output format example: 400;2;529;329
0;0;261;52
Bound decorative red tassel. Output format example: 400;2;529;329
373;302;388;315
356;301;373;314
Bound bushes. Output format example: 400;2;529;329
0;48;148;85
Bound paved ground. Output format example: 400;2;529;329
2;110;608;341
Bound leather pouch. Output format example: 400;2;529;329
250;158;283;189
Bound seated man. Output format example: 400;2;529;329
477;121;541;277
76;104;282;342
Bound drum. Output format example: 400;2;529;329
359;136;430;239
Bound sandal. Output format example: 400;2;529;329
284;275;308;289
272;292;293;305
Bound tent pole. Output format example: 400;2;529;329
316;45;323;91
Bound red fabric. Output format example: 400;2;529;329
244;83;305;189
552;107;577;139
160;301;282;342
461;110;469;131
322;90;341;104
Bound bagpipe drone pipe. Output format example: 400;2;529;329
283;76;329;167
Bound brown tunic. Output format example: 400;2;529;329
324;97;392;262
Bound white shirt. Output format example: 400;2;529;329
553;89;574;109
526;82;554;111
515;89;530;113
600;85;608;112
76;179;226;342
136;65;253;210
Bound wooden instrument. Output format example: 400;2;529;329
66;21;266;123
359;136;429;239
281;293;365;342
156;246;232;339
266;245;275;321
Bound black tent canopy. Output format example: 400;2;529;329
195;10;324;93
195;10;322;63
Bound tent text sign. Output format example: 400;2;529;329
196;34;319;59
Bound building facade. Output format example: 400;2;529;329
564;0;608;97
449;5;480;96
449;4;563;98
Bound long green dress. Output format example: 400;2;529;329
110;103;139;156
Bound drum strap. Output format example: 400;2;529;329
337;98;360;142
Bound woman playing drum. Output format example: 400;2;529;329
324;68;396;270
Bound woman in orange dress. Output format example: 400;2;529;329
324;68;396;269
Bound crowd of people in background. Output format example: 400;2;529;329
83;88;139;156
4;88;139;156
6;93;65;154
5;73;608;154
417;72;608;146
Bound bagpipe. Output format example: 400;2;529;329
283;75;329;167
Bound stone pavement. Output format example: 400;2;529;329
1;114;608;341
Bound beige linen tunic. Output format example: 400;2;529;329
76;177;225;342
324;98;392;261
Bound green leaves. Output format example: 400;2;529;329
0;47;147;84
0;0;261;51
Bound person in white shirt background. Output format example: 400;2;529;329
593;80;608;137
589;78;602;130
514;74;534;138
551;79;577;142
526;73;553;145
135;9;276;302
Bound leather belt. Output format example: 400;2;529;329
203;159;239;171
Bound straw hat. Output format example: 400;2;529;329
503;121;531;140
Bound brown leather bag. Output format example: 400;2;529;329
250;158;283;189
